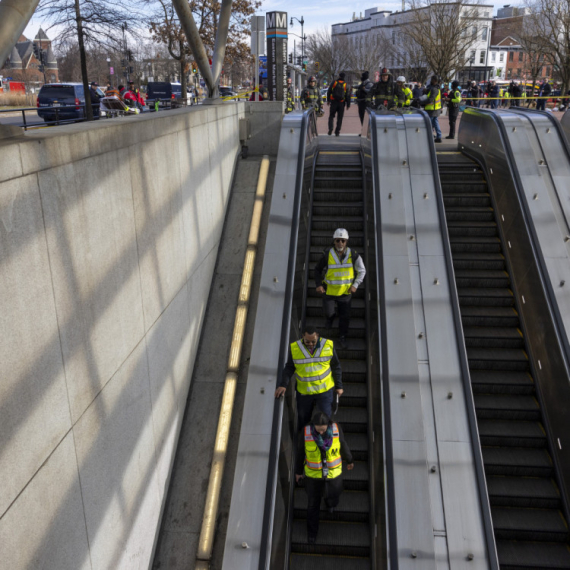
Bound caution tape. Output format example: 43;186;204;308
459;95;570;100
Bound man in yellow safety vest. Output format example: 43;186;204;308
314;228;366;349
419;75;442;142
274;325;343;429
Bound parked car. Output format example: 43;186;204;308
37;83;93;123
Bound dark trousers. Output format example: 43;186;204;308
328;100;345;134
323;294;351;337
357;101;367;125
305;476;344;537
536;98;546;111
448;109;458;138
296;388;333;431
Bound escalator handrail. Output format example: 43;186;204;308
366;108;400;569
461;106;570;531
417;109;501;569
258;108;317;570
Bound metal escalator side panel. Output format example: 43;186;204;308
457;107;570;564
561;109;570;144
371;109;498;569
222;110;317;570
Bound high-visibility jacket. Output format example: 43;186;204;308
425;87;442;111
304;423;342;479
395;86;413;107
291;338;335;395
302;86;321;110
286;87;294;113
324;248;355;296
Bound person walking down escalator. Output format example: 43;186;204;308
327;72;350;135
446;80;462;140
302;76;322;115
355;70;374;125
296;411;354;544
394;76;413;108
419;75;443;143
314;228;366;350
274;326;343;430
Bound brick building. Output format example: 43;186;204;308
0;28;59;88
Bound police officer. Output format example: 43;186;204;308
446;80;461;139
327;72;350;136
296;411;354;544
302;76;322;113
274;326;343;430
286;77;295;113
355;70;374;125
372;67;394;109
394;76;413;107
314;228;366;349
420;75;442;143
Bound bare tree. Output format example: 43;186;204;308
401;0;482;83
401;42;430;83
37;0;140;120
522;0;570;93
306;27;352;84
347;30;392;78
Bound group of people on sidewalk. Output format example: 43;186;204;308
274;228;366;544
88;80;146;117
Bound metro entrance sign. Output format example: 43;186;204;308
266;11;287;102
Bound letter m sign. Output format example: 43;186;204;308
266;11;287;31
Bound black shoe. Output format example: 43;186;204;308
434;138;442;143
335;132;340;137
328;130;332;135
308;535;316;545
338;336;348;349
326;317;334;329
445;135;454;139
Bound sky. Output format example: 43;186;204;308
22;0;517;47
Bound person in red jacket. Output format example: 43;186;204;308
123;81;145;110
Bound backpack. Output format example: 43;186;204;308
331;80;346;101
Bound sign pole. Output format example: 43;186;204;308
266;11;288;102
255;54;259;101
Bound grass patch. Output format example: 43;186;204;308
0;92;37;108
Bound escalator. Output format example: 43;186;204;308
438;150;570;569
290;145;372;569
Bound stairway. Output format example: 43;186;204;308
290;147;372;569
438;151;570;570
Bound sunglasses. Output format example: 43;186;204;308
334;238;347;243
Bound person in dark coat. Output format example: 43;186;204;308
327;72;350;136
89;81;101;118
296;411;354;544
537;80;552;111
446;80;462;139
489;81;500;109
355;71;373;125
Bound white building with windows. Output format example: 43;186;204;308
331;5;494;83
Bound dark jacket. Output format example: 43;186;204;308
280;338;343;390
356;78;374;104
295;422;353;476
327;78;351;108
424;84;442;117
372;79;394;106
539;82;552;97
489;84;500;98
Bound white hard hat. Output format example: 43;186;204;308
333;228;349;240
396;76;406;83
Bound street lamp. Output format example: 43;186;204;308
106;56;111;88
290;16;305;64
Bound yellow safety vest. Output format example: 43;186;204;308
304;423;342;479
324;248;355;296
425;88;442;111
291;338;335;395
395;87;413;107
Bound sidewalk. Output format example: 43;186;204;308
315;103;566;139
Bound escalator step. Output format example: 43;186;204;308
458;288;515;307
443;193;491;207
305;297;366;318
474;394;540;420
345;433;369;456
487;476;561;509
440;172;486;182
447;221;498;237
483;447;553;477
453;254;505;270
309;317;366;337
495;539;570;569
335;407;368;432
290;554;371;570
311;216;366;232
343;461;369;489
445;207;495;222
463;326;524;349
491;507;569;542
450;236;501;253
467;347;529;371
454;269;510;288
478;419;546;447
312;202;363;217
310;233;364;248
291;520;370;556
471;370;534;395
294;489;370;521
461;306;518;326
441;182;488;193
339;381;368;407
313;189;363;202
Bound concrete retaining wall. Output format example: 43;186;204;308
0;102;276;569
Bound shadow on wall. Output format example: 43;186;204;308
0;106;241;569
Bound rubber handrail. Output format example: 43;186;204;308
258;108;316;570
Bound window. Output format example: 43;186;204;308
518;51;523;62
470;49;476;63
491;51;496;62
482;27;488;41
472;26;477;39
392;30;396;44
484;11;490;17
509;51;514;61
480;50;486;64
500;52;504;63
507;69;512;78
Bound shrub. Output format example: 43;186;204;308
0;92;37;108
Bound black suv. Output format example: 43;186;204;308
37;83;89;123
